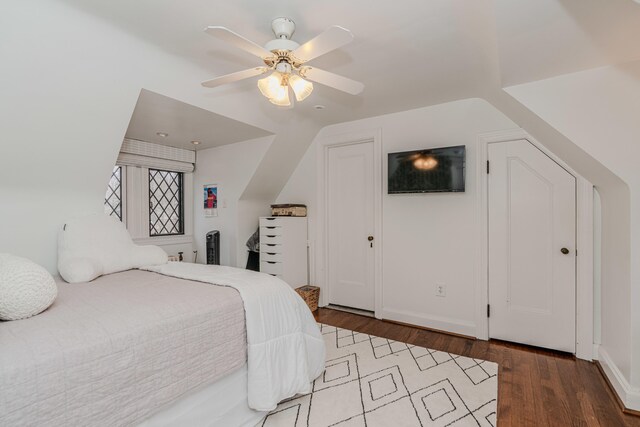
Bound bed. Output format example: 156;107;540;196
0;267;323;426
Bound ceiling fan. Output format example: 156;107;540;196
201;17;364;107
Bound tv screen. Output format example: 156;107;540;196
388;145;466;194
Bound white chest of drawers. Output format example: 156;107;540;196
259;216;308;287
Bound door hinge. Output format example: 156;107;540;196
486;160;490;174
487;304;490;318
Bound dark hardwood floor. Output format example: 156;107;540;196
314;307;639;427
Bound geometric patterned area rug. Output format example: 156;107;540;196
262;324;498;426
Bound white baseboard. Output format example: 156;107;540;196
592;344;600;361
381;308;476;337
598;346;640;411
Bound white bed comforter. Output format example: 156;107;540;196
141;262;326;411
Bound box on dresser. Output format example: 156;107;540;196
270;204;307;217
259;216;308;288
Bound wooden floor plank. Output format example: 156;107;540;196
314;308;640;427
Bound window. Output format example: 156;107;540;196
104;166;123;221
149;169;183;236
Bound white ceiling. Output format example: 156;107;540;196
494;0;640;87
62;0;640;127
125;89;271;150
59;0;498;126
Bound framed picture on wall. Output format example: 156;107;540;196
204;184;218;217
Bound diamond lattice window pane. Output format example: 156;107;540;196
104;166;122;221
149;169;183;236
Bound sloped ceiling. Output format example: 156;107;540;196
60;0;640;125
126;89;272;150
493;0;640;86
60;0;498;125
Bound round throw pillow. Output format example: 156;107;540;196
0;253;57;321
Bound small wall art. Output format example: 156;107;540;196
204;184;218;217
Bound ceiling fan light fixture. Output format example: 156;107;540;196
257;71;284;99
268;85;291;106
258;69;292;106
202;21;364;106
289;74;313;102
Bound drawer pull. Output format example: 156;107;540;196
266;218;275;221
267;261;276;264
266;244;276;247
270;273;277;276
266;235;276;238
266;252;276;255
266;226;277;229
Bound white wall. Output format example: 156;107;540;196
0;0;283;273
193;136;273;267
506;60;640;405
277;98;517;335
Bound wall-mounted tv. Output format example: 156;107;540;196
388;145;466;194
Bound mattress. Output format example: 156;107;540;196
140;365;266;427
0;269;247;426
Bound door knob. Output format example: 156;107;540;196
368;236;374;241
561;247;570;255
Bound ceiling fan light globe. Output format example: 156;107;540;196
257;71;284;99
289;74;314;102
268;86;291;107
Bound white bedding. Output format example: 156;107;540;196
1;270;248;426
140;366;265;427
142;262;326;412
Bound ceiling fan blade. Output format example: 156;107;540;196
201;67;269;88
292;26;354;63
300;67;364;95
205;26;274;60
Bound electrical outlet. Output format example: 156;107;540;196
436;283;446;297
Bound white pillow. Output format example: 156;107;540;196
58;214;168;283
0;253;58;321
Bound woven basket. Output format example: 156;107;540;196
295;285;320;311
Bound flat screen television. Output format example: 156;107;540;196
388;145;466;194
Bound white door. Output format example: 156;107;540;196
488;139;576;352
327;141;375;311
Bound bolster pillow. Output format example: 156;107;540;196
58;214;167;283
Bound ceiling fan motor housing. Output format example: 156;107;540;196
271;17;296;39
265;18;300;53
265;38;299;52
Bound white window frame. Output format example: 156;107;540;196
148;168;184;237
105;165;127;225
122;165;193;246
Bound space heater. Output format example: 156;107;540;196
206;230;220;265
